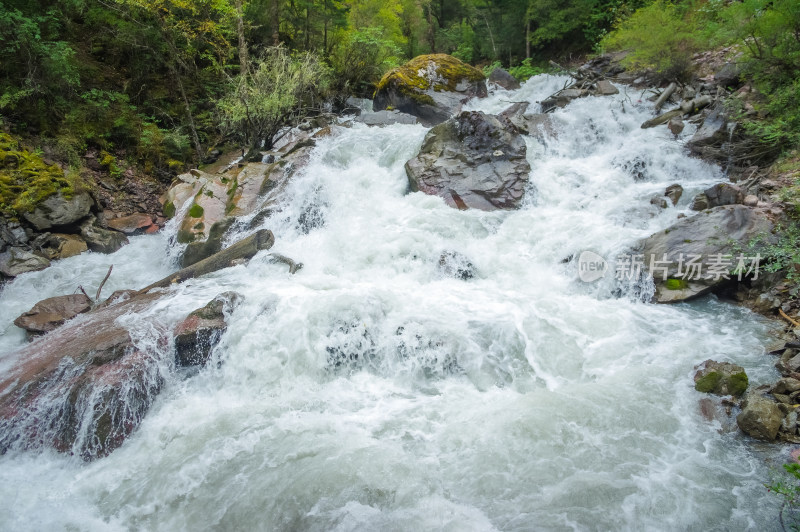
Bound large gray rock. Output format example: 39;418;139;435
640;205;774;302
489;68;520;90
0;247;50;277
737;392;783;441
714;62;742;89
687;107;730;155
595;80;619;95
174;292;243;366
373;54;487;126
13;293;93;337
80;218;129;254
405;111;531;210
22;191;93;230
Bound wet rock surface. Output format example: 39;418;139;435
405;110;531;210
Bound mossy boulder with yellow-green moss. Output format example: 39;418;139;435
373;54;487;126
0;132;93;229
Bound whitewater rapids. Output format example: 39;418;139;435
0;75;787;531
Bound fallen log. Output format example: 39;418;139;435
654;82;677;111
139;229;274;293
641;108;684;129
680;95;713;115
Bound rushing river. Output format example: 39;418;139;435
0;75;789;530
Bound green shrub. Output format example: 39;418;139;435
601;0;701;81
508;58;547;82
767;462;800;530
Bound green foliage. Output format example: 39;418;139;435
508;58;547;81
767;462;800;531
188;203;204;218
329;28;402;96
601;1;701;81
216;47;330;150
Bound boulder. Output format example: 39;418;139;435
704;183;743;208
498;102;556;140
405;110;531;211
743;194;759;207
488;68;520;90
373;54;487;126
640;205;774;303
106;213;155;235
595;80;619;95
690;193;709;211
737;392;783;441
687;107;731;155
693;359;748;396
22;191;93;230
650;196;668;209
0;247;50;277
80;218;129;254
355;110;418;126
667;116;685;136
13;293;93;337
665;184;683;206
714;62;742;89
174;292;243;366
0;291;166;459
38;233;88;260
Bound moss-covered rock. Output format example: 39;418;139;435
373;54;487;126
693;359;748;397
0;133;86;220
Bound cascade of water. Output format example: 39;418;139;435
0;75;785;530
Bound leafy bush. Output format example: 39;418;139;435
601;0;701;81
767;462;800;531
216;47;330;150
329;28;402;97
508;58;547;81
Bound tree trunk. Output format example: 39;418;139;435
235;0;248;74
526;19;530;59
172;66;203;161
271;0;281;45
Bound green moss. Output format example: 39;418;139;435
374;54;484;104
0;132;77;217
163;201;176;219
188;203;204;218
665;278;688;290
695;372;721;393
728;372;749;397
177;228;196;244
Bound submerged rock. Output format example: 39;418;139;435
693;359;748;397
405;110;531;210
372;54;487;126
13;293;93;338
174;292;243;367
437;251;476;280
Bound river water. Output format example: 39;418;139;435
0;75;789;530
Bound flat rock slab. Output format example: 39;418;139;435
14;293;93;336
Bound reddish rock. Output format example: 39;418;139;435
107;213;155;235
13;293;92;337
174;292;243;366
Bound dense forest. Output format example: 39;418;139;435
0;0;798;214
